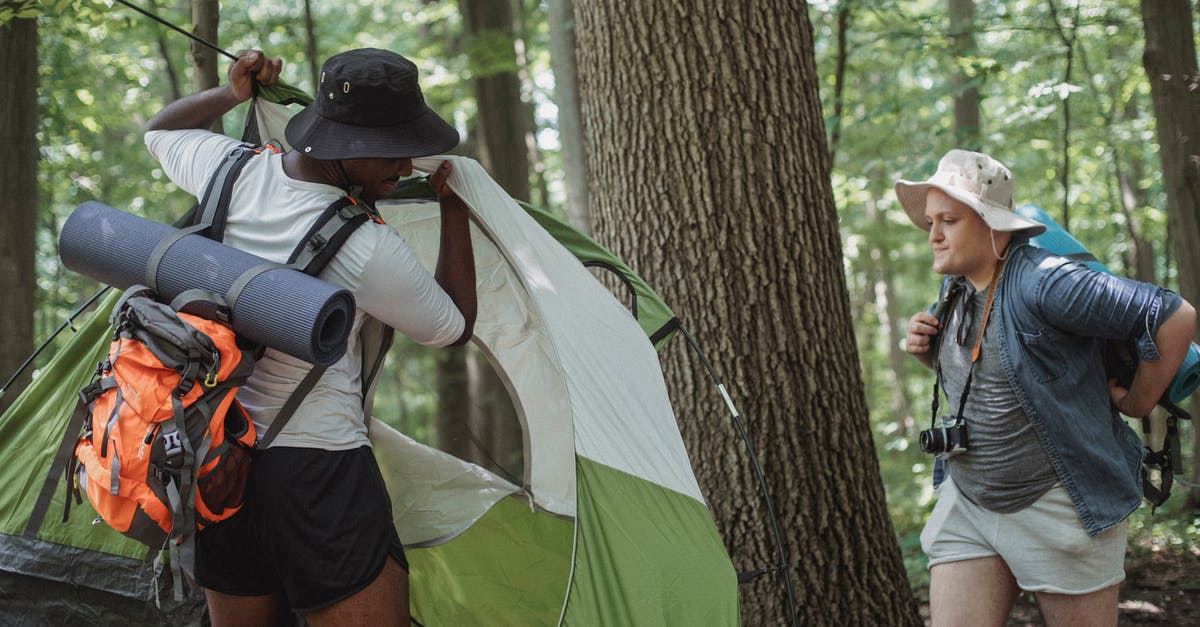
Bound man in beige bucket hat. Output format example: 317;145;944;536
900;150;1195;626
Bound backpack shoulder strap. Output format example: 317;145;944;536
259;197;377;449
287;197;375;275
193;145;259;241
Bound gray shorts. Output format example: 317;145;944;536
920;477;1127;594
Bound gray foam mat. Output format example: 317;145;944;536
60;201;354;366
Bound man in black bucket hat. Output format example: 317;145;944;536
285;48;459;161
145;48;477;625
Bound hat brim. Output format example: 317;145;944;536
894;180;1046;235
285;105;459;160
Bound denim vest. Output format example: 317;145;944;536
931;239;1181;536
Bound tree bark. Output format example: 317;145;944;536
458;0;530;202
548;0;591;231
190;0;222;133
949;0;980;149
575;1;920;624
1140;0;1200;507
0;16;37;414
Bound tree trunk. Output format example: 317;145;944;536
1117;96;1155;283
0;16;38;414
303;0;320;92
548;0;590;231
868;194;914;433
949;0;980;149
1140;0;1200;507
575;1;920;624
436;349;477;460
1047;0;1078;232
154;37;182;102
454;0;527;482
515;3;549;209
459;0;530;202
828;2;851;165
190;0;222;133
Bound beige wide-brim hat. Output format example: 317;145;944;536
894;149;1046;235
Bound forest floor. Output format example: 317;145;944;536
916;545;1200;625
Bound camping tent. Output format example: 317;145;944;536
0;143;740;623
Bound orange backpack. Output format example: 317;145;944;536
68;290;257;548
25;146;380;580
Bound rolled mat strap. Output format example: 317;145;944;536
60;201;355;366
146;224;209;291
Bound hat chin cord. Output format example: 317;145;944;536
990;229;1010;261
334;159;364;200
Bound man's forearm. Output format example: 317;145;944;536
1121;301;1197;416
435;197;477;346
146;85;245;132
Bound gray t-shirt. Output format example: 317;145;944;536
937;285;1058;513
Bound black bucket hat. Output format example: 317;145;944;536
285;48;459;160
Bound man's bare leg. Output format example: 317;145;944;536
305;557;409;627
929;557;1021;627
1035;583;1119;627
205;589;288;627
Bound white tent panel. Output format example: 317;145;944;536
370;418;519;547
395;158;705;505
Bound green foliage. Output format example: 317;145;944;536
0;0;41;25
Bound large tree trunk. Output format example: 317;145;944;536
0;17;38;414
575;1;920;624
949;0;980;149
548;0;590;231
1140;0;1200;508
190;0;222;133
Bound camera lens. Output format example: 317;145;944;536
919;429;944;454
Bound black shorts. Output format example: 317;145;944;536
194;445;408;612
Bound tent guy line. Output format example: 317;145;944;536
112;0;238;62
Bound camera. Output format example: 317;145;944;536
919;418;969;456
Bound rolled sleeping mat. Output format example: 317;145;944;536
1170;344;1200;405
59;201;355;366
1017;203;1200;403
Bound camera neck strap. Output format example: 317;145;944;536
930;255;1008;427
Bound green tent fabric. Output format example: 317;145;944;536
0;96;738;625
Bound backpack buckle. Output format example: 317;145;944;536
307;233;328;254
204;372;218;388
